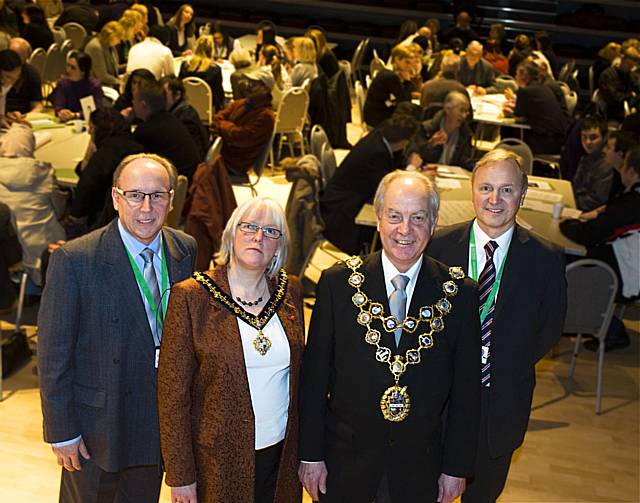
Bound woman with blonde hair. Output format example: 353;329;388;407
305;27;339;78
179;35;224;110
118;9;144;63
289;36;317;87
158;196;304;503
84;21;124;87
363;44;415;127
168;3;196;56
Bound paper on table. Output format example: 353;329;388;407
562;207;583;219
522;199;553;214
435;177;462;189
525;189;563;203
527;180;552;190
34;131;52;149
438;200;476;227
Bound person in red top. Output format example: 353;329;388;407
210;67;275;176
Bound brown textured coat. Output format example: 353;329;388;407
158;266;304;503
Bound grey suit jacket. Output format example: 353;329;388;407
38;220;197;472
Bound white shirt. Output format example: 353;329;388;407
237;314;291;450
126;38;176;79
467;220;514;300
381;251;423;317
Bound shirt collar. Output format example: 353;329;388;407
381;250;423;287
380;134;394;159
472;219;514;252
117;218;162;258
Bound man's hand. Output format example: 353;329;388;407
437;473;466;503
429;129;448;146
171;482;197;503
57;109;76;122
52;438;90;472
407;152;424;170
298;461;328;501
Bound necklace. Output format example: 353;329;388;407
344;255;465;422
236;295;263;307
193;270;288;356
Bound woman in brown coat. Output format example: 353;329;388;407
158;196;304;503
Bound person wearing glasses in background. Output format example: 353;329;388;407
158;196;304;503
38;153;197;503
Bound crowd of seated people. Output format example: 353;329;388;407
0;4;636;354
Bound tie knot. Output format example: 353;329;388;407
484;241;498;259
391;274;410;292
140;247;154;264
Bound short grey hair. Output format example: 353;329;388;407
112;153;177;189
443;90;470;110
215;197;289;278
373;170;440;226
472;148;528;189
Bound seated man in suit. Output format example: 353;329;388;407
133;79;201;181
300;169;481;503
38;153;197;503
420;52;469;108
320;106;419;255
560;145;640;351
427;148;567;503
457;41;497;95
598;46;640;122
572;117;616;211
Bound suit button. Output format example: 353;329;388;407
113;358;120;364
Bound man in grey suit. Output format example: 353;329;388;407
38;153;197;502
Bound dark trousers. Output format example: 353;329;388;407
462;390;513;503
255;441;283;503
59;457;162;503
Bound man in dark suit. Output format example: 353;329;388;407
320;109;419;255
133;79;201;182
427;148;567;502
38;153;197;503
299;170;481;503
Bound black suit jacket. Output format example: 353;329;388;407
320;130;395;255
427;222;567;457
38;221;197;472
134;111;201;182
299;252;481;502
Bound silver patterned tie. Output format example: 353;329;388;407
389;274;410;346
140;248;162;340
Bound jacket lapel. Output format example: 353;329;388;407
162;228;191;285
492;225;529;322
399;258;442;354
361;252;396;350
100;221;155;356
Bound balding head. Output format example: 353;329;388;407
465;40;483;65
9;38;31;63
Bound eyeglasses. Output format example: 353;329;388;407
115;188;173;205
238;221;282;239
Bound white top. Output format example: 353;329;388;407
237;314;291;450
381;251;423;317
468;220;514;300
126;38;176;79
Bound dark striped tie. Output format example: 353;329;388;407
478;240;498;387
140;247;162;341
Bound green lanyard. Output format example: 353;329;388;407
469;226;509;324
125;240;169;345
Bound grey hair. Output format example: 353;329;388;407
215;197;289;278
112;153;177;189
373;170;440;227
472;148;528;189
443;90;470;109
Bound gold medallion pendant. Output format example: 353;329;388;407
345;256;465;422
380;385;411;422
253;330;272;356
